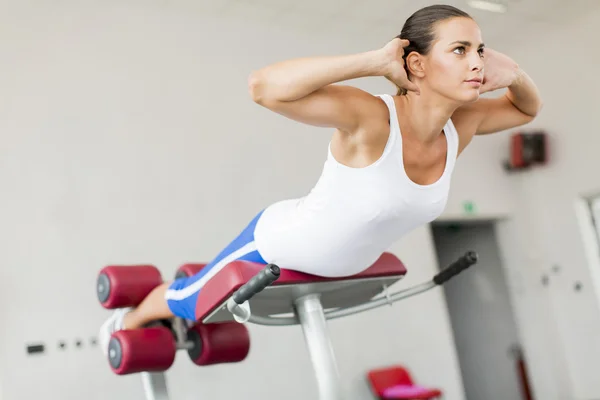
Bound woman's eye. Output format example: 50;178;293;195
453;46;465;55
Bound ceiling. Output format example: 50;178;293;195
188;0;598;44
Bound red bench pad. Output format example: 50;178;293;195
195;252;407;321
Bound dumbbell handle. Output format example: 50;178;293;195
433;251;478;285
232;264;280;304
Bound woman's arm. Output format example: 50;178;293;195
248;51;384;104
453;49;543;147
472;68;543;135
248;38;418;134
506;68;543;117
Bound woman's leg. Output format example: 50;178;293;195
122;282;175;329
99;209;267;355
162;209;266;321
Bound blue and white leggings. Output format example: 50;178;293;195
164;210;266;321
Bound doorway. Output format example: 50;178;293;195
431;219;533;400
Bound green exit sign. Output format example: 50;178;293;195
463;201;476;214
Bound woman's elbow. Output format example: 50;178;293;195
525;99;544;119
247;71;269;104
534;99;544;116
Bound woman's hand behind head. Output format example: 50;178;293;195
379;38;421;95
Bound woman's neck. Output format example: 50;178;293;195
394;91;458;144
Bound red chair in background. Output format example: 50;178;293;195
367;365;443;399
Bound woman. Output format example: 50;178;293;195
100;4;542;354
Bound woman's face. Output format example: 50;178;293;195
419;17;485;104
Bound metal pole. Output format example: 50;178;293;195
141;372;170;400
294;294;343;400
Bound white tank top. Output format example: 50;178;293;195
254;94;459;277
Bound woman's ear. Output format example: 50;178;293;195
405;52;425;78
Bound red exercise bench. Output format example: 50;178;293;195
97;250;477;400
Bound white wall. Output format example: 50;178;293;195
0;1;472;399
489;5;600;400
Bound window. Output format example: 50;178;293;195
576;194;600;308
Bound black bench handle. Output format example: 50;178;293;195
232;264;280;304
433;251;478;285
